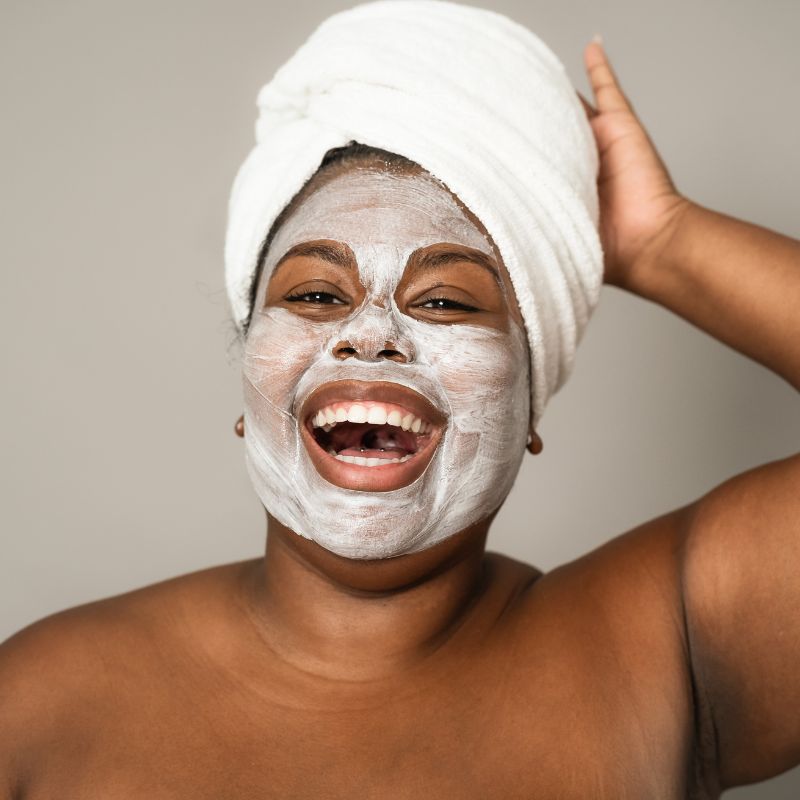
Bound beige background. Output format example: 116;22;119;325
2;0;799;795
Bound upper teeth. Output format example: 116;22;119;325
310;402;431;434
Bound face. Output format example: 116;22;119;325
243;165;530;559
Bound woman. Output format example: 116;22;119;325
2;3;798;798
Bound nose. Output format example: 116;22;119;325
332;302;416;364
332;339;413;364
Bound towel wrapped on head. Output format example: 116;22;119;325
225;0;603;426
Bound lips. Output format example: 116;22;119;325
299;380;446;492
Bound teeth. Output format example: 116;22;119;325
366;406;387;425
310;402;432;434
334;453;413;465
347;404;368;423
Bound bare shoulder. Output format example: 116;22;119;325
506;505;694;688
511;451;800;641
0;559;257;792
517;505;690;619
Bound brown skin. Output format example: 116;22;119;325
2;41;799;799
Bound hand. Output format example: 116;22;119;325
579;38;691;289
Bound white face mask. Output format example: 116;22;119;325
243;168;530;559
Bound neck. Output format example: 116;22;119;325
243;513;494;681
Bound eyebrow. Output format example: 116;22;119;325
271;241;357;277
410;248;502;285
268;242;502;286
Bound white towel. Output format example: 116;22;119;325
225;0;602;425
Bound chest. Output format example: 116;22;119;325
26;641;697;800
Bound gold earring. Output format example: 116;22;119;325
526;429;543;455
234;415;245;438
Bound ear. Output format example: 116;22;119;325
234;415;245;438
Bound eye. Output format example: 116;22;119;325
285;290;346;305
418;296;479;312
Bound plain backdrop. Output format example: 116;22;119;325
2;0;799;795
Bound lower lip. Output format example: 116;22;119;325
300;420;443;492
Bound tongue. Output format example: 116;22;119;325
332;424;417;459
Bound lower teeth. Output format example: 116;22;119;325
329;453;413;466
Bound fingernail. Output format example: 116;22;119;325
591;33;603;45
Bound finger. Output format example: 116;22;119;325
576;90;598;120
584;38;633;114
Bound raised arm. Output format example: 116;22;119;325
582;39;800;788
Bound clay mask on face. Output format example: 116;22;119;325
243;168;530;559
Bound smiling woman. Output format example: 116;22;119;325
241;149;531;558
2;1;800;798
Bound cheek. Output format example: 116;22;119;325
243;309;329;408
407;320;530;432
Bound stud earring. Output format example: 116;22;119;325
234;415;245;438
526;429;543;455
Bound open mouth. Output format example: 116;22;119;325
299;381;446;492
311;402;434;466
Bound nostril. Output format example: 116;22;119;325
332;339;412;363
333;340;357;360
380;339;413;363
378;348;407;363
